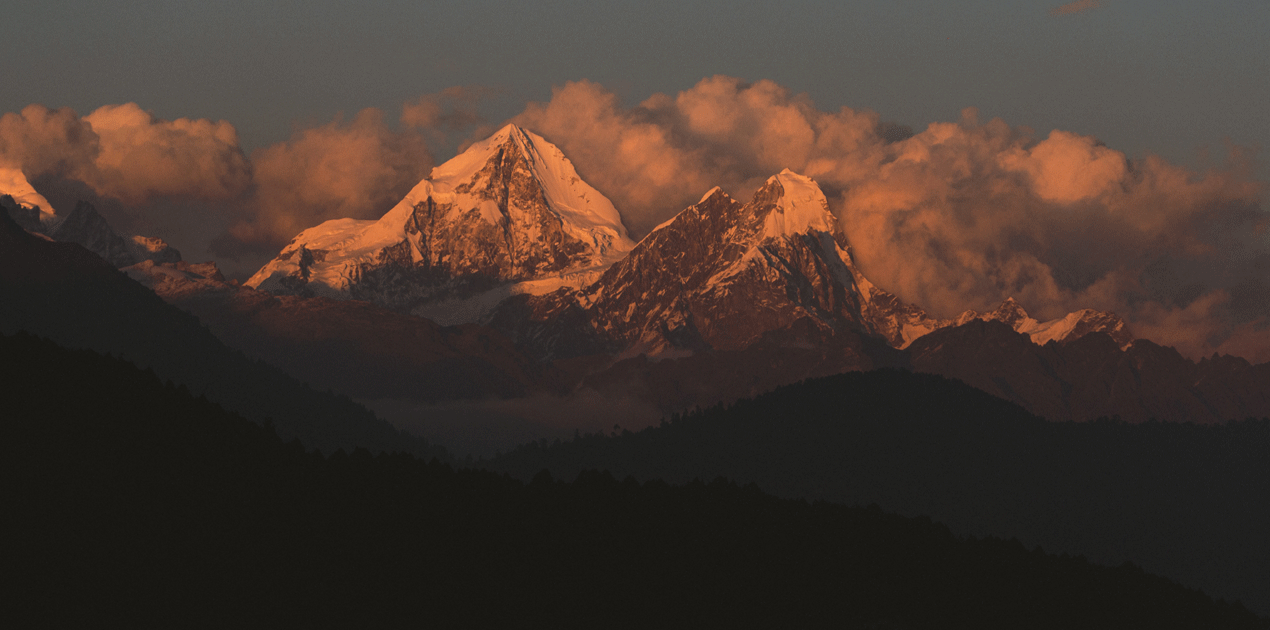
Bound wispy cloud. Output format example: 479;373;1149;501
1051;0;1100;16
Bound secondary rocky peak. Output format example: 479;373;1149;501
697;186;730;205
1;169;180;268
987;297;1030;327
494;172;880;360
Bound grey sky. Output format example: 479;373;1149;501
3;0;1268;361
4;0;1266;172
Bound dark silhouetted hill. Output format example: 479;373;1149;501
4;331;1264;629
0;209;446;458
487;369;1270;614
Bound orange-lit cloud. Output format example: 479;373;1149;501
0;105;98;180
507;77;1269;362
1;101;437;264
510;76;896;236
0;103;253;254
1051;0;1101;16
81;104;251;204
2;81;1266;362
221;108;432;253
0;103;250;205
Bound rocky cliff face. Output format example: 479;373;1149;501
487;169;1130;362
246;124;634;311
46;200;182;267
557;171;876;358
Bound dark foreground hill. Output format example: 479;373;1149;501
0;209;445;458
487;369;1270;615
4;333;1263;629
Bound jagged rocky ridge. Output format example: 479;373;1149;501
240;125;1128;363
229;125;1218;420
20;123;1257;424
1;168;181;268
486;168;1131;361
907;319;1270;423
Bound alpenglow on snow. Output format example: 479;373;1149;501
247;124;635;310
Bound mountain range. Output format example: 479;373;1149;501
4;122;1270;619
5;124;1266;425
241;127;1129;358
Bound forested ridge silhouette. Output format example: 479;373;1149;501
0;209;445;458
488;369;1270;615
5;332;1265;628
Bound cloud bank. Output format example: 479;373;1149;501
509;77;1269;362
2;79;1266;361
0;103;250;205
0;102;434;265
222;108;432;254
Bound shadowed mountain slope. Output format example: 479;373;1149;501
5;332;1264;629
487;369;1270;614
127;260;552;402
0;209;446;458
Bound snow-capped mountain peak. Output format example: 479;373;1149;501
248;124;635;311
984;297;1029;327
492;171;875;359
761;169;837;239
698;186;727;205
338;123;632;261
446;123;629;250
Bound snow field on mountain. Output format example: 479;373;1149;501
765;170;836;239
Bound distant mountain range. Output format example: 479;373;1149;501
4;123;1270;621
4;125;1266;423
240;128;1129;358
